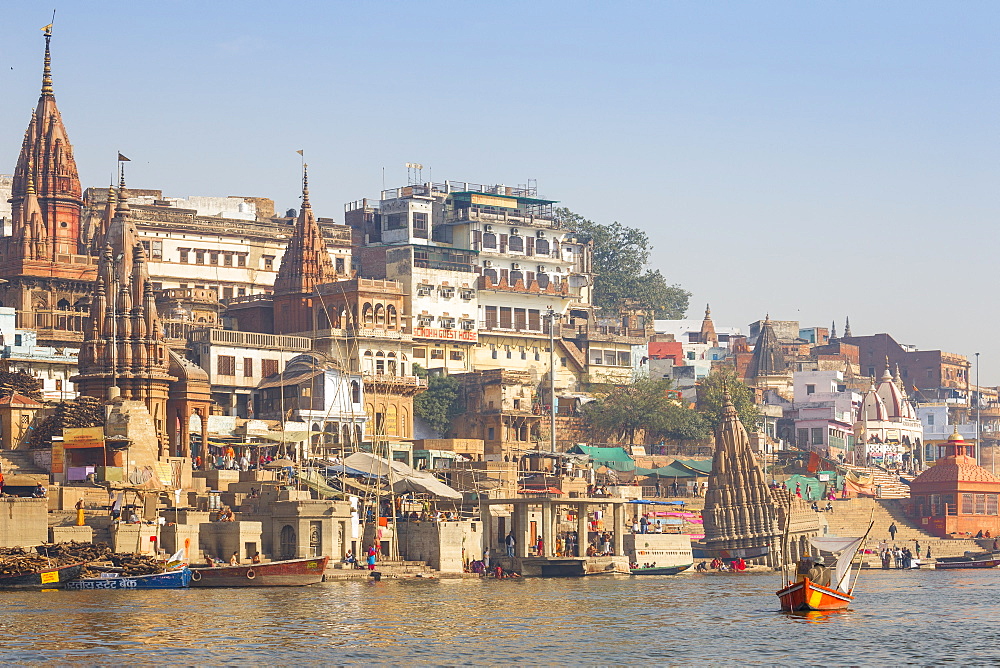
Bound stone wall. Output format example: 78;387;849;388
0;498;47;547
397;520;482;573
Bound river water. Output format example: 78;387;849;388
2;569;998;665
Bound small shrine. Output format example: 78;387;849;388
908;429;1000;538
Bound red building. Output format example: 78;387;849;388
908;430;1000;538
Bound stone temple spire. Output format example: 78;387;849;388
10;26;82;258
746;315;787;381
702;391;781;560
699;304;719;346
74;168;173;421
830;320;838;341
844;316;852;338
273;164;335;296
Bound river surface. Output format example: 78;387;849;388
1;569;998;665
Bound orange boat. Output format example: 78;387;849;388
776;529;871;612
777;576;854;611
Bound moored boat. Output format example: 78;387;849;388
0;561;87;589
934;556;1000;570
630;563;692;575
64;568;192;590
190;556;328;587
777;576;854;611
776;525;873;612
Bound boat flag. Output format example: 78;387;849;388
165;547;187;570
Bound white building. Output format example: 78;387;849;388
0;306;79;401
916;404;977;464
786;370;860;458
853;367;924;466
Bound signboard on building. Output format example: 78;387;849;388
63;426;105;450
413;327;478;343
470;194;517;209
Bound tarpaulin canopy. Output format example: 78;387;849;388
567;445;636;472
672;459;713;475
296;469;341;498
634;461;702;477
343;452;463;500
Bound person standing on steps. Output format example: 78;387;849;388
889;522;898;541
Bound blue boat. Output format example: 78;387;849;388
64;568;192;590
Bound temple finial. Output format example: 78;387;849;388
844;316;852;337
41;25;54;96
302;163;311;207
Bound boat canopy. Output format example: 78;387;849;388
810;536;864;593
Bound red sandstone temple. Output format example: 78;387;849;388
907;429;1000;537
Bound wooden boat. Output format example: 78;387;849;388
777;577;854;611
630;563;692;575
190;556;328;587
64;568;192;590
934;556;1000;570
0;561;87;589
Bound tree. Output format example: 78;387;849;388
582;376;708;444
555;207;690;319
413;368;460;436
697;368;760;433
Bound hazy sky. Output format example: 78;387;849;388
2;2;998;382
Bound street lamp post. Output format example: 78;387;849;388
547;307;558;454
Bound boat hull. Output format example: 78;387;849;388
64;568;192;590
190;557;328;587
777;578;853;611
630;564;692;575
934;559;1000;570
0;562;88;589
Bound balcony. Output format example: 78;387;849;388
477;275;577;297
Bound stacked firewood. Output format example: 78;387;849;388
0;542;165;578
108;553;164;576
26;397;106;449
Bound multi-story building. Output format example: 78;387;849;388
782;370;860;458
0;307;79;401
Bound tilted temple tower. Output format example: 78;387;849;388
702;392;782;564
0;28;96;344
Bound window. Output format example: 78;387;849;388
535;238;550;255
485;306;498;329
439;287;455;298
223;287;234;299
798;429;809;447
243;358;253;377
413;348;426;358
927;414;935;426
806;384;816;395
460;289;474;300
217;355;236;376
386;213;407;230
224;253;233;266
528;309;540;331
460;320;475;331
499;307;512;329
413;212;428;239
514;308;526;330
336;257;345;274
450;350;464;361
195;250;205;265
237;255;246;267
487;427;495;440
440;318;456;330
491;348;498;359
430;349;445;360
151;240;162;260
508;236;524;252
263;256;274;270
416;284;432;297
811;428;823;445
618;352;631;366
237;287;246;296
482;233;497;249
261;358;279;377
210;253;219;265
179;249;189;263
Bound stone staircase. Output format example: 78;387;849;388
0;449;48;482
824;497;981;560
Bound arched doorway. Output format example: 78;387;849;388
279;525;297;559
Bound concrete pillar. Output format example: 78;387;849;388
577;502;589;557
541;500;554;558
613;502;625;557
515;502;530;558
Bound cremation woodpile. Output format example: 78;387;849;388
26;397;105;449
0;542;163;577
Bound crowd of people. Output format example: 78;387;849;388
695;557;747;572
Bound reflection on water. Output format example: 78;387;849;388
4;570;1000;664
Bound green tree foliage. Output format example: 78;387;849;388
555;207;690;319
0;370;43;401
697;368;760;433
413;370;461;436
582;377;708;444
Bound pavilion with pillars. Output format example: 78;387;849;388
908;429;1000;537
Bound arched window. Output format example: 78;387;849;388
386;305;398;330
510;270;524;286
351;380;361;404
482;233;497;249
535;238;550;255
343;424;352;446
375;351;385;375
363;303;374;325
363;351;374;373
536;273;550;289
484;268;498;284
387;352;397;376
508;236;524;252
279;525;297;559
354;425;363;445
57;298;70;310
374;304;386;326
387;405;398;436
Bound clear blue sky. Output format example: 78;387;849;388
2;2;999;382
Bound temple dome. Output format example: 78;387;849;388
912;430;1000;486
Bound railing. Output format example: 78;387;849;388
188;328;311;351
362;373;427;388
26;309;88;334
445;206;559;227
